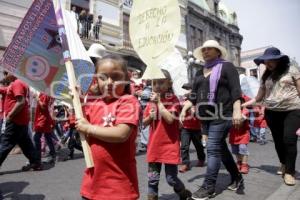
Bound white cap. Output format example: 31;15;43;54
87;43;106;58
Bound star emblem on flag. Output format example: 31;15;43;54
102;113;116;127
44;28;62;50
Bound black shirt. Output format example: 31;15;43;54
189;62;242;124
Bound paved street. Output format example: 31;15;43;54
0;133;299;200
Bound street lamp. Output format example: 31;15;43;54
184;51;202;83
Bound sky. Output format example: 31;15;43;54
222;0;300;63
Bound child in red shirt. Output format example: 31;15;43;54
33;92;56;164
143;69;191;200
229;95;251;174
75;55;140;200
253;105;267;145
179;83;205;173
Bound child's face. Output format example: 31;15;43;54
153;79;171;95
96;60;127;99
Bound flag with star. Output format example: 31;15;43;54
0;0;94;100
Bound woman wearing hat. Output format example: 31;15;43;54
242;47;300;186
180;40;244;199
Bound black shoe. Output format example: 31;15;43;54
190;186;216;200
227;175;244;191
21;163;43;171
176;188;192;200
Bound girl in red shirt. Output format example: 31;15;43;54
75;55;140;200
143;69;191;200
229;95;251;174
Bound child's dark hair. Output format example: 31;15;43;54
161;69;174;93
96;54;131;94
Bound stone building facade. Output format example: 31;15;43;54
0;0;242;76
186;0;243;67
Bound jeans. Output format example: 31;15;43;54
0;120;39;166
202;120;240;189
231;144;249;156
148;162;185;196
253;127;266;143
180;128;205;165
34;132;56;162
265;109;300;174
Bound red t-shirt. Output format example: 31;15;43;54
253;106;267;128
80;95;140;200
229;108;250;144
182;107;201;130
34;93;54;133
0;87;7;120
4;79;29;125
144;94;181;164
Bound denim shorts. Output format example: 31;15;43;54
231;144;249;155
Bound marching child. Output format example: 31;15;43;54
179;83;205;173
75;55;140;200
33;92;56;164
253;105;267;145
143;69;191;200
229;94;251;174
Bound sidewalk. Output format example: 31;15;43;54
0;134;299;200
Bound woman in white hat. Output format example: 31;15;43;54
180;40;244;199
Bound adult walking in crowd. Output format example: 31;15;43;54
0;73;41;171
180;40;244;199
242;47;300;186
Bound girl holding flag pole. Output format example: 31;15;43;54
76;55;140;200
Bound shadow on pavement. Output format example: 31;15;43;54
250;165;300;180
0;162;55;176
0;181;45;200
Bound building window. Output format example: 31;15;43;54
196;29;203;48
189;25;203;51
123;13;132;48
214;2;218;16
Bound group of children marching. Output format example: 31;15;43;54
0;54;268;200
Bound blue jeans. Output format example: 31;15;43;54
148;162;185;196
202;121;240;189
253;127;266;143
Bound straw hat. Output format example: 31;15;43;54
87;43;106;58
193;40;227;61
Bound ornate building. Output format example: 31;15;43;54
0;0;242;76
186;0;243;66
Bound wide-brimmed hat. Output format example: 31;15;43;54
254;47;289;65
87;43;106;58
193;40;227;61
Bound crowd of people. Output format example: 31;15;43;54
0;41;299;200
70;6;102;40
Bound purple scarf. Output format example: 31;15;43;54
204;58;225;104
